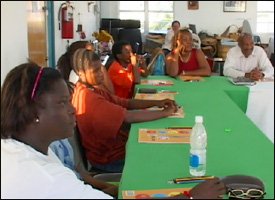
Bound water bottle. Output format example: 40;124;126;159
189;116;207;176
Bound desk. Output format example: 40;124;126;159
119;76;274;199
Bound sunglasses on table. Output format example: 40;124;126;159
228;188;265;199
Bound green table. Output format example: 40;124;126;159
119;76;274;199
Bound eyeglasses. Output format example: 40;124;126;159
31;67;44;100
228;188;265;199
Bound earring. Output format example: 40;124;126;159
35;118;39;123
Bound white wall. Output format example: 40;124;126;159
1;1;273;85
1;1;29;85
54;1;100;64
1;1;100;85
100;1;273;43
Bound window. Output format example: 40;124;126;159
256;1;274;33
119;1;173;33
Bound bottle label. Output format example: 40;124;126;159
190;154;199;167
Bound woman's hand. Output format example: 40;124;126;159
157;99;177;109
157;99;178;116
130;52;138;66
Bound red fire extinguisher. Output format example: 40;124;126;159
58;1;74;39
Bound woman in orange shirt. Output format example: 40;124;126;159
108;40;149;99
71;46;177;172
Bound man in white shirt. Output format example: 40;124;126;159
162;20;181;56
223;33;274;80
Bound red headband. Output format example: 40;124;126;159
31;67;44;100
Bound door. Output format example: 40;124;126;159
27;1;48;67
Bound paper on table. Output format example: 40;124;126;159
140;79;174;86
138;128;191;143
179;75;203;82
122;188;191;199
134;93;184;118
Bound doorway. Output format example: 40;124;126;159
27;1;48;67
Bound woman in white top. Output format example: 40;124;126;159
162;20;181;56
1;63;112;199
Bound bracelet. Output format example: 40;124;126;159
182;70;186;75
183;191;193;199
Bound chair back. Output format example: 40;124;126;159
118;28;143;54
68;126;90;171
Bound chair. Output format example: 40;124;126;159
68;126;122;182
192;33;201;49
118;28;143;54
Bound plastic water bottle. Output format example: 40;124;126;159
189;116;207;176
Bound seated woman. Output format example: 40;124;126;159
1;63;112;199
108;40;150;99
57;40;114;94
71;46;178;173
166;29;211;77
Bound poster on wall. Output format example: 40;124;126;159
188;1;199;10
223;1;246;12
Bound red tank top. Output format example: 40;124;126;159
178;49;199;75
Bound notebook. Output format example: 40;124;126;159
229;77;256;86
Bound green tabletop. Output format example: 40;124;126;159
119;76;274;199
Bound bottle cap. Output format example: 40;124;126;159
195;116;203;123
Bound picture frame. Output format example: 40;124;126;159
188;1;199;10
223;1;246;12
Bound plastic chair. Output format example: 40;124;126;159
68;126;122;182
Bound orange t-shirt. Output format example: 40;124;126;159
108;60;135;99
71;82;130;165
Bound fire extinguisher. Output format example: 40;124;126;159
58;1;74;39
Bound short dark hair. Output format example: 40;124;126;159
112;40;131;61
1;62;62;138
172;20;180;27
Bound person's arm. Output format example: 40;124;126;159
124;99;178;123
131;53;142;84
128;98;177;110
138;55;150;77
124;105;177;123
165;49;180;77
184;49;211;77
76;164;118;198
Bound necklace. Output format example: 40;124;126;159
179;51;191;63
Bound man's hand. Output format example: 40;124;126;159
245;68;264;81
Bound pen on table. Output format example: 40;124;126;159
166;126;192;129
168;176;215;184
